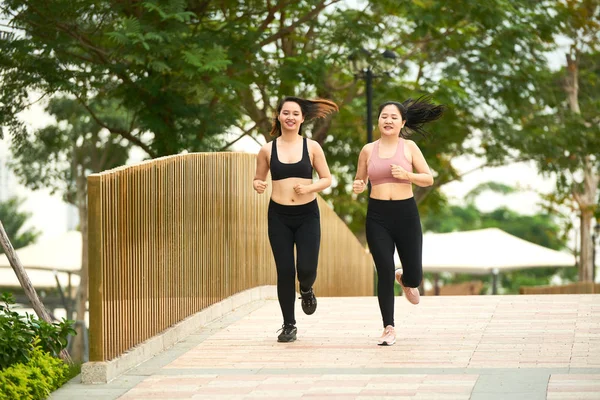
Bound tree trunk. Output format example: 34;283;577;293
0;220;72;364
574;157;599;282
236;88;272;143
565;53;581;114
71;171;89;362
565;51;598;281
579;207;594;281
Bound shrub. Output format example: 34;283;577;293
0;342;70;399
0;292;75;370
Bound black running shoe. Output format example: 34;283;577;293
277;324;297;343
299;288;317;315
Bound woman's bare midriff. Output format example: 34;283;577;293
271;177;316;205
370;182;414;200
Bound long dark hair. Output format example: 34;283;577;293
270;96;339;137
378;96;445;138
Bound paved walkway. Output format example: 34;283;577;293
52;294;600;399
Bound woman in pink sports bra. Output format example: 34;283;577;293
353;97;445;346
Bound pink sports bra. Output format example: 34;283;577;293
367;139;413;186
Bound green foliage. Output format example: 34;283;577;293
1;1;563;155
0;293;75;370
427;264;579;295
499;50;600;185
8;96;131;205
500;266;579;294
421;182;575;293
0;0;238;156
0;197;40;254
422;204;566;251
465;183;516;203
482;1;600;202
320;0;563;236
0;341;70;399
422;182;568;250
65;362;82;383
2;0;596;247
475;1;600;278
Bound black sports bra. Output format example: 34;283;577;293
270;137;313;181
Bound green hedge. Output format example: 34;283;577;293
0;344;70;399
1;293;75;370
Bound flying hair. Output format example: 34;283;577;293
270;96;339;137
378;96;445;138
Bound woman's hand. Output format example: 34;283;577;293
253;179;268;194
293;184;311;195
353;179;366;194
391;164;410;181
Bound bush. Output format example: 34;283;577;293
0;292;75;370
0;342;70;399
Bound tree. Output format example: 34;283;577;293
1;0;359;156
422;182;567;250
0;0;238;156
2;0;568;244
9;96;130;362
421;181;574;293
420;183;573;294
1;0;356;361
5;1;592;284
0;197;40;254
492;0;600;281
319;0;561;239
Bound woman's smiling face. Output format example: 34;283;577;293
378;104;405;137
279;101;305;131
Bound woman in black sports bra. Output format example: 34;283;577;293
253;96;338;343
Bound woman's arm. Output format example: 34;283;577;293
405;140;434;187
294;140;332;194
253;144;270;194
353;144;370;194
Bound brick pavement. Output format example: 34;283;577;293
52;294;600;400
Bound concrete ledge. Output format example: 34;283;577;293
81;285;277;384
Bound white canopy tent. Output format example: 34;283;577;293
394;228;577;294
0;231;81;289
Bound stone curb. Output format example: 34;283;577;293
80;285;277;384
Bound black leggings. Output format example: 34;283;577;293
268;199;320;325
366;197;423;328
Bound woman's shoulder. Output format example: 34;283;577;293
361;141;376;153
258;141;273;156
403;138;419;149
306;138;324;152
